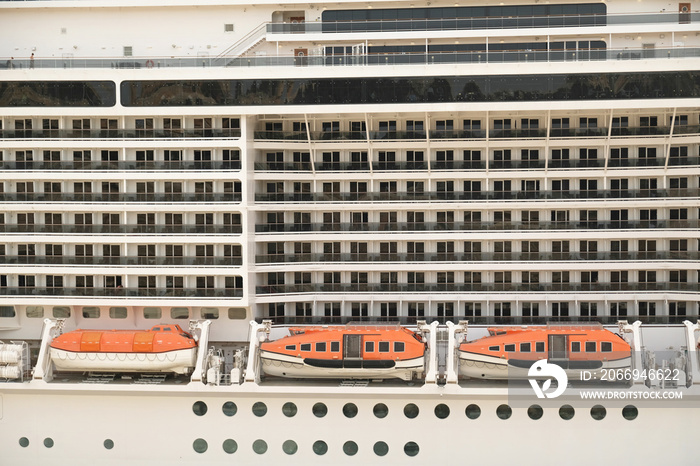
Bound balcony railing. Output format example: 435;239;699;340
256;282;699;295
0;287;243;298
0;256;242;266
0;193;242;203
255;188;699;203
255;219;699;233
1;129;241;139
0;161;241;171
255;251;698;264
0;224;243;234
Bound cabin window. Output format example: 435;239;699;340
365;341;375;352
379;342;390;353
228;307;247;320
285;345;295;351
601;342;612;352
504;344;515;352
0;306;15;318
200;307;219;319
171;307;189;319
109;306;127;319
585;342;597;352
571;341;581;352
52;306;70;318
300;343;311;351
394;342;405;352
330;341;340;352
82;306;100;318
143;307;162;319
26;306;44;318
535;342;545;352
316;342;327;352
520;343;531;352
488;345;499;351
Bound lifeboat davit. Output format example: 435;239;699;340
49;324;197;374
458;324;631;380
260;324;426;381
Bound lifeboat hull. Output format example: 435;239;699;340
49;347;197;375
261;350;424;381
458;351;631;380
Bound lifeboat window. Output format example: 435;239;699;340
379;342;390;353
153;327;161;331
585;341;597;352
504;344;515;352
520;342;531;352
488;345;499;352
571;341;581;352
316;342;327;352
394;341;405;352
365;341;375;352
535;342;545;352
163;327;172;331
601;342;612;352
285;345;296;351
330;341;340;352
301;343;311;351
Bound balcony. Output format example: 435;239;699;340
0;193;242;203
0;287;243;298
255;251;699;264
0;256;242;266
256;282;698;295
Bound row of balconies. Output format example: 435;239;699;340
0;224;243;234
254;157;698;172
0;193;242;203
255;282;699;295
0;256;242;266
0;161;242;171
254;251;697;264
1;129;241;140
0;287;243;298
255;188;696;203
255;219;699;233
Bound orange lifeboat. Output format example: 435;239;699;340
49;325;198;374
458;324;631;380
260;324;426;381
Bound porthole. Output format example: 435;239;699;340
527;405;543;420
222;401;237;417
282;440;298;455
404;441;420;457
343;403;358;418
192;401;207;416
312;402;328;418
19;437;29;448
343;441;358;456
373;403;389;418
282;402;297;417
404;403;419;419
496;404;512;420
103;439;114;450
465;404;481;420
44;438;54;448
193;438;207;453
222;439;238;454
622;405;638;420
252;401;267;417
312;440;328;455
590;405;606;420
252;439;268;454
559;404;575;420
374;441;389;456
434;403;450;419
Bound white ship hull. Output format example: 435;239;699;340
49;348;197;375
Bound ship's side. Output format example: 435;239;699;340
0;0;699;464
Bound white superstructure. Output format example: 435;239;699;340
0;0;699;464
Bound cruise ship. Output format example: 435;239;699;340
1;0;699;463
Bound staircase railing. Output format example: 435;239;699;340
216;22;269;62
